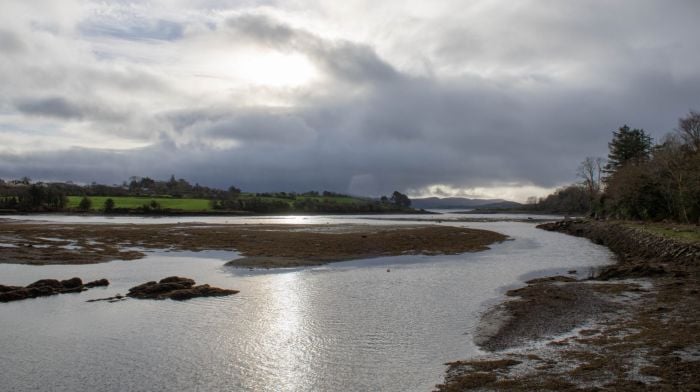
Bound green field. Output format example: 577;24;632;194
67;196;212;211
66;194;371;212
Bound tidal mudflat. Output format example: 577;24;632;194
0;220;506;267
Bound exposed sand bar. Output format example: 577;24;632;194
0;221;507;267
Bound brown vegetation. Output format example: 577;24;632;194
0;221;506;267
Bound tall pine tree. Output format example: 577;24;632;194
604;125;652;174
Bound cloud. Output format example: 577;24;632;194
0;29;25;53
0;1;699;202
14;97;85;120
226;13;399;84
80;19;185;42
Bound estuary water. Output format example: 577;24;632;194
0;214;612;392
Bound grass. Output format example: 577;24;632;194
625;222;700;244
67;196;212;211
66;194;372;212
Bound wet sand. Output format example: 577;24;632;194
0;221;506;267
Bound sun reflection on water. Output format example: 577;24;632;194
259;272;309;391
281;216;308;225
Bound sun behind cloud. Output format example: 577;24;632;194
208;49;317;88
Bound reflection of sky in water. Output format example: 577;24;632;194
0;211;565;225
0;219;611;392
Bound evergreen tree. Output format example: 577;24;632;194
104;198;115;212
78;196;92;211
605;125;652;174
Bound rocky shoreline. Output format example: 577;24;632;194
0;277;109;302
436;219;700;391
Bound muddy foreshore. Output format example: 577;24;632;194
0;220;506;267
436;220;700;391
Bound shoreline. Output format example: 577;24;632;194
0;209;435;217
0;221;506;267
436;220;700;391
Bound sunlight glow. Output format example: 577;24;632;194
222;51;317;88
408;183;560;203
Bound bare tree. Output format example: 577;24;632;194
577;157;605;215
677;110;700;152
655;134;690;223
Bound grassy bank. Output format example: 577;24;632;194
622;221;700;244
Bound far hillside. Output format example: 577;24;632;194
411;197;517;210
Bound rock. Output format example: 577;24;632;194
27;279;62;290
25;280;62;296
159;276;195;285
0;277;109;303
597;264;666;280
60;277;83;289
0;289;30;302
86;294;124;303
128;281;157;293
127;277;238;301
525;276;577;285
0;285;22;293
84;278;109;288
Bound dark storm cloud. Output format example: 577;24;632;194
5;67;690;196
203;112;316;144
14;97;85;120
12;95;143;126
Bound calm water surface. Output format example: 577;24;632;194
0;215;611;392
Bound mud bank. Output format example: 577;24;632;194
0;222;506;267
436;220;700;391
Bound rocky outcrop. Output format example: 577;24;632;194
126;276;239;301
0;277;110;302
84;278;109;288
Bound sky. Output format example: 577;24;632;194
1;1;699;202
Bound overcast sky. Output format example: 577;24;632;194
1;1;699;201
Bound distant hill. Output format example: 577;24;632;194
470;200;524;210
411;197;521;210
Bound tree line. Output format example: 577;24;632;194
0;175;415;214
528;111;700;223
0;175;242;212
